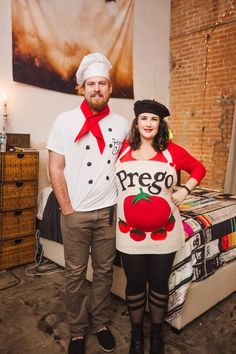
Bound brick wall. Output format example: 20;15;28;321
170;0;236;191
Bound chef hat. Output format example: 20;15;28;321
134;99;170;119
76;52;112;86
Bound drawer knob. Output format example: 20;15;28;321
17;153;25;159
16;181;24;187
14;210;22;216
14;239;23;244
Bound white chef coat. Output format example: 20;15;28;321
47;105;130;211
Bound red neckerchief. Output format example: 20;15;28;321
74;99;110;154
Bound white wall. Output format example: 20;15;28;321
0;0;170;148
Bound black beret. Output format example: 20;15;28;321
134;99;170;119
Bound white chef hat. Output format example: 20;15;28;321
76;52;112;86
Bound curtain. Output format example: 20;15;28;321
224;101;236;194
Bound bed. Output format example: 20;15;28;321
37;149;236;331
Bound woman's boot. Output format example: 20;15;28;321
149;324;164;354
129;323;144;354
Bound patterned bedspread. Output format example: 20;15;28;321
166;188;236;322
38;187;236;322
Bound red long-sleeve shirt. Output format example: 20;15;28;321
119;140;206;183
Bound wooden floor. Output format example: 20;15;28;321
0;260;236;354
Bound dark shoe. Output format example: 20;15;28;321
150;324;164;354
129;324;144;354
68;337;85;354
96;328;115;352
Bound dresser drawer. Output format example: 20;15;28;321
0;151;39;181
0;180;38;211
0;208;36;241
0;235;35;270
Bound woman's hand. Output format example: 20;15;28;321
171;187;189;206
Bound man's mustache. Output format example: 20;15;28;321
91;91;103;97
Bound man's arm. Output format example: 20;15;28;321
48;150;74;215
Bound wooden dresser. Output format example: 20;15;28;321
0;151;39;270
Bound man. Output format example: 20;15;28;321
47;52;130;354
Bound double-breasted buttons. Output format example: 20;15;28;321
86;145;90;150
107;160;111;164
88;180;93;184
87;162;92;166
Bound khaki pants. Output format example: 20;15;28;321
60;206;116;337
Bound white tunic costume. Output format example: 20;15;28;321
115;148;185;254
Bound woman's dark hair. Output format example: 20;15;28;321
129;116;170;151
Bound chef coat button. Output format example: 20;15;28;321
86;145;90;150
88;180;93;184
108;128;112;132
106;176;109;180
87;162;92;166
109;144;113;148
107;160;111;164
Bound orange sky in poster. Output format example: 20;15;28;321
12;0;134;98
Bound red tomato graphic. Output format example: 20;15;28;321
164;214;175;232
130;229;146;242
118;218;130;233
124;188;171;232
151;228;167;240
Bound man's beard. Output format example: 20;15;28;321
87;92;109;112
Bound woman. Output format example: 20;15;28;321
115;99;206;354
